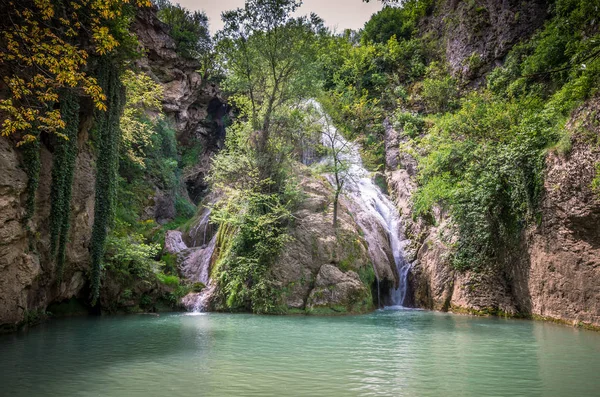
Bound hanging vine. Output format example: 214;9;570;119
90;57;124;304
49;91;80;280
20;132;41;226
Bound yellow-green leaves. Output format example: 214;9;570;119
120;70;164;167
0;0;151;142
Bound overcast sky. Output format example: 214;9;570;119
174;0;384;34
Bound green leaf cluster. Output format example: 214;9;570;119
404;0;600;270
90;58;125;304
49;91;80;280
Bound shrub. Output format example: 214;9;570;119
413;93;560;270
104;227;162;281
420;63;458;113
157;273;181;287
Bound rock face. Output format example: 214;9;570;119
381;0;599;327
0;7;224;330
271;168;396;314
428;0;548;81
132;8;227;204
178;167;398;314
0;117;96;331
519;101;600;327
307;265;371;314
389;98;600;328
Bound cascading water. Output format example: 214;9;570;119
178;209;217;313
313;101;411;307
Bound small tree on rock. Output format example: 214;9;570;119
321;114;352;229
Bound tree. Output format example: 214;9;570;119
0;0;151;143
120;70;164;168
321;111;352;228
363;6;411;44
216;0;324;161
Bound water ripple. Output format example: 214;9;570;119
1;311;599;396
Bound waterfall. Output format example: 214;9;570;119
176;209;218;313
313;101;411;307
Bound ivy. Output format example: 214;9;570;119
49;91;80;280
20;132;41;225
90;58;125;304
0;0;151;142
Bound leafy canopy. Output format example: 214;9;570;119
0;0;151;143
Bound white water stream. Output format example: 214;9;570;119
179;209;217;313
183;102;411;311
314;101;411;307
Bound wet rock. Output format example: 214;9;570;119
179;235;216;285
182;283;217;312
164;231;188;254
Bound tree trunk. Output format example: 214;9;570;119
333;189;340;229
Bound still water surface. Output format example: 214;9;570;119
1;309;599;396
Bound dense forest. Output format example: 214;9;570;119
1;0;599;330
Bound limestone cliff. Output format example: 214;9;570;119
0;7;223;331
428;0;548;81
383;0;600;328
391;98;600;328
132;7;227;205
0;121;96;331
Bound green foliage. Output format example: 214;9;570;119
90;58;125;304
210;185;295;314
20;132;41;225
160;253;178;275
317;28;429;172
204;1;327;315
164;285;192;306
156;273;181;287
404;0;600;270
209;109;304;313
104;222;161;282
394;111;426;138
217;0;323;138
362;1;432;44
115;71;194;250
358;265;376;288
420;63;459;113
49;91;80;279
154;0;218;79
155;0;210;56
180;137;203;169
411;93;561;269
175;197;196;219
192;282;206;292
120;70;164;168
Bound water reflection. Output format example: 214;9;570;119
0;311;599;396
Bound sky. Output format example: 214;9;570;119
175;0;384;34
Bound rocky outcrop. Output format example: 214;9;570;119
0;115;96;331
176;166;398;314
132;8;227;204
0;6;224;330
306;265;371;314
428;0;548;81
390;98;600;328
518;101;600;327
272;168;396;313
